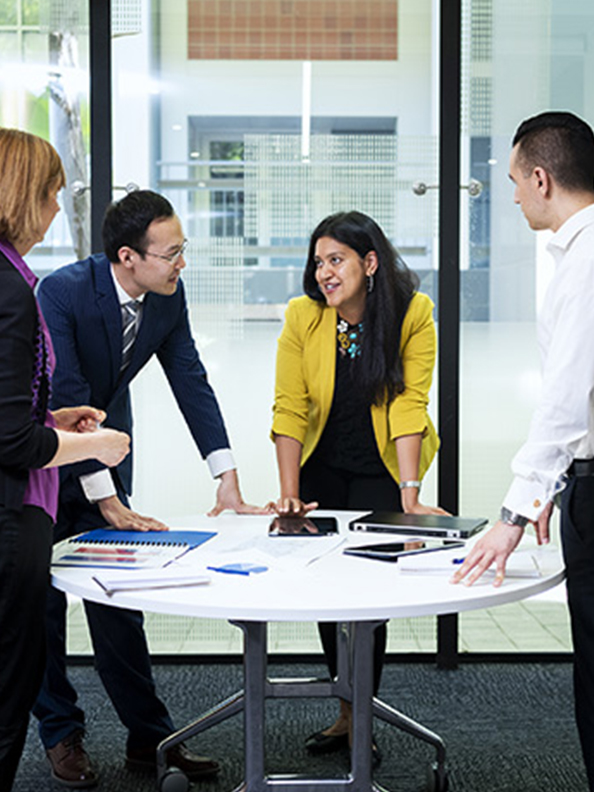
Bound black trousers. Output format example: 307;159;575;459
33;483;174;752
0;505;53;792
300;454;402;696
561;473;594;791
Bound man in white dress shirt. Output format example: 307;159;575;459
452;111;594;789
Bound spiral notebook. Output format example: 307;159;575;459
52;529;216;570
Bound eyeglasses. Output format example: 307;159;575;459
141;239;188;265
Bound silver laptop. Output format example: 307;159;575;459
349;511;488;540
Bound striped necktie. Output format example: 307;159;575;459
120;300;141;371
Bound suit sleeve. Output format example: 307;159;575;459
37;273;107;480
156;284;231;458
0;272;58;470
271;299;311;444
37;274;95;408
388;293;436;440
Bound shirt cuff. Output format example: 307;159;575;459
502;478;548;522
207;448;236;478
80;470;117;503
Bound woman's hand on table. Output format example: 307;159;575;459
403;502;450;516
400;485;450;517
271;496;319;517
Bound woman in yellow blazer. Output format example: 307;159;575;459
271;211;446;762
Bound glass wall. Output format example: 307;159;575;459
112;0;440;524
0;0;90;269
109;0;441;655
457;0;594;653
8;0;590;656
78;0;590;656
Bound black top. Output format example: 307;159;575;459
0;251;58;510
314;322;387;476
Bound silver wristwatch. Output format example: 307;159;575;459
399;480;421;490
500;506;530;528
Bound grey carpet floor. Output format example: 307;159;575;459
13;661;588;792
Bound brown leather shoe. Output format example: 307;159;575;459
126;742;220;781
46;730;98;788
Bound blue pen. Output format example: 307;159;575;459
207;565;251;576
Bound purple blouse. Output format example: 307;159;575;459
0;239;59;522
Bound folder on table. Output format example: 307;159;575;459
52;529;216;569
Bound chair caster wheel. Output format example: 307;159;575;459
159;767;190;792
427;761;449;792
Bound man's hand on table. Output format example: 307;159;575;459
208;469;274;517
98;495;169;532
450;521;524;587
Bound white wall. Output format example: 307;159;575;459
157;0;433;164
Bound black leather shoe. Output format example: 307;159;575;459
304;730;349;755
126;743;220;781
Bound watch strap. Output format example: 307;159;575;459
500;506;530;528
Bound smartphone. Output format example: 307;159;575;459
343;538;464;562
268;515;339;536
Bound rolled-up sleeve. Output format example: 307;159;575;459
388;293;436;439
272;300;311;443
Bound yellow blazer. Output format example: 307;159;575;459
272;292;439;483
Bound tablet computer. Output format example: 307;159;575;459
268;515;339;536
343;539;464;562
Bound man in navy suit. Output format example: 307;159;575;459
34;190;264;787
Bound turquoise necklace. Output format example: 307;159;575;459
337;317;363;359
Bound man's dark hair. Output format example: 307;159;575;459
102;189;175;262
512;111;594;193
303;210;419;406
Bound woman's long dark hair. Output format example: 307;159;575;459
303;211;419;406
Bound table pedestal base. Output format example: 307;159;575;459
156;620;447;792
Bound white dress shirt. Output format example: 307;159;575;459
80;266;235;503
503;203;594;521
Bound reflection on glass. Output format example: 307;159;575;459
0;0;90;269
111;0;438;313
116;0;438;498
114;0;440;655
459;0;594;653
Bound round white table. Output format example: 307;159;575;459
51;511;565;792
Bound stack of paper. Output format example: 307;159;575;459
398;548;545;578
92;568;211;596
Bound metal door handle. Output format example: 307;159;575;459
412;178;483;197
71;181;139;197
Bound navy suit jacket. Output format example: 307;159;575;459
37;253;231;497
